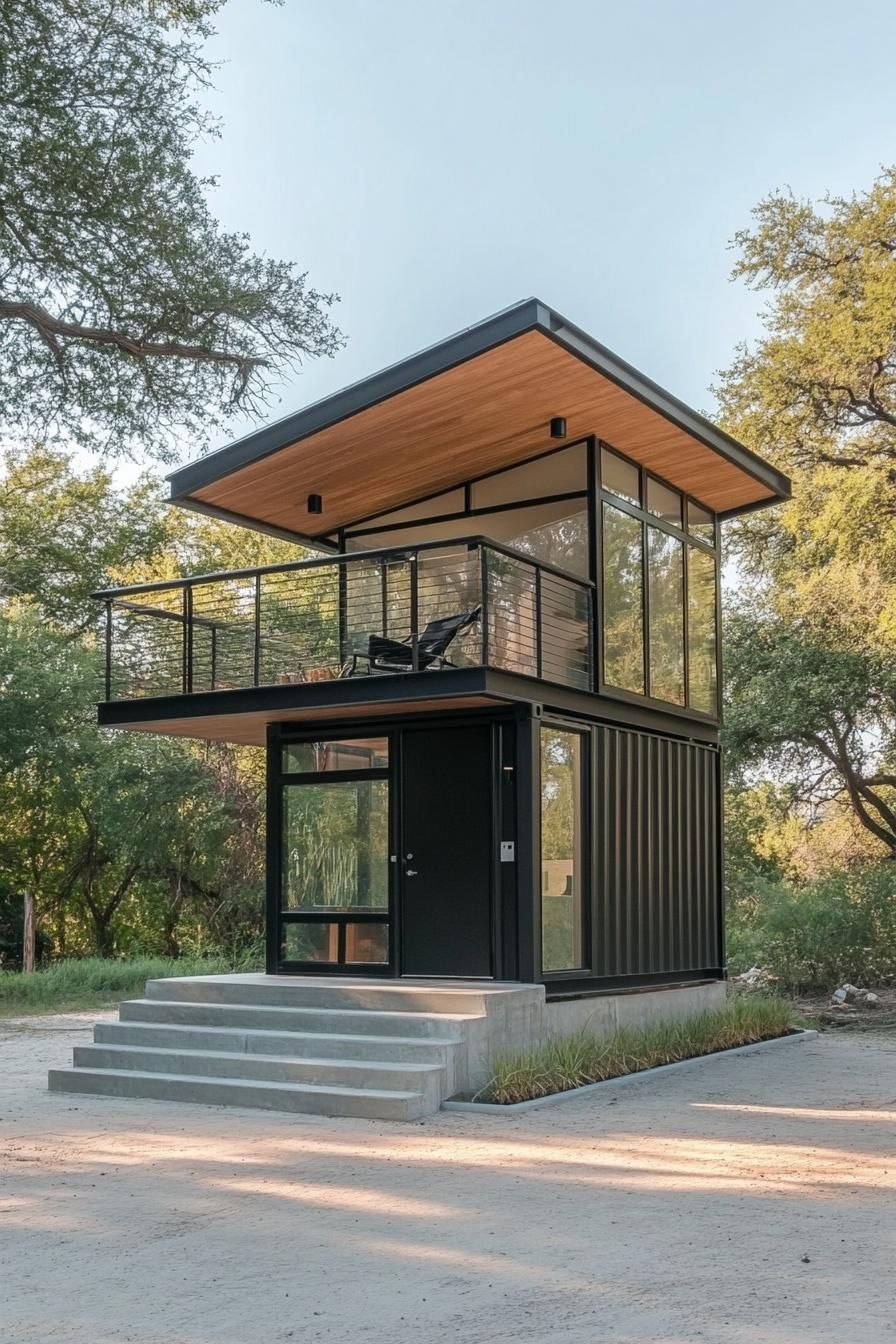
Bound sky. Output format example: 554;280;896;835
182;0;896;461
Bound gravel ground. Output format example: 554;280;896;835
1;1013;895;1344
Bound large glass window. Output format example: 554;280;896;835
647;527;685;705
540;727;585;973
283;778;389;911
688;546;718;714
602;502;645;693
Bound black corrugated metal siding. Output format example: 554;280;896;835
594;726;721;978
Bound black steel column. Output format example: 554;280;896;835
265;725;282;975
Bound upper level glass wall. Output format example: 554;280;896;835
344;442;590;578
599;446;719;716
341;438;720;718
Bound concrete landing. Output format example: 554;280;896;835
48;974;726;1119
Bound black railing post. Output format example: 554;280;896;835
479;545;489;667
210;625;217;691
184;585;194;693
337;559;348;665
586;588;596;691
409;554;419;671
534;566;543;679
253;573;262;686
104;600;112;701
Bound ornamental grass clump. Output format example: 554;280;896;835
483;993;793;1104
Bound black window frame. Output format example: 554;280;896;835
271;728;396;975
595;441;721;722
537;717;592;981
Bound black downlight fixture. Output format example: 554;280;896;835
307;493;323;515
550;416;567;440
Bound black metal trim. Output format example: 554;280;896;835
166;298;791;517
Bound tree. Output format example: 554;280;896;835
0;0;343;461
716;169;896;859
715;170;896;476
0;447;171;630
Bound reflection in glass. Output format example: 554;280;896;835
540;728;584;972
507;503;589;576
602;503;644;693
647;527;685;705
283;738;388;773
688;545;718;713
283;780;389;910
600;448;640;505
282;923;336;962
345;923;389;964
647;477;682;527
687;499;716;545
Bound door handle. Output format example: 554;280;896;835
406;869;418;877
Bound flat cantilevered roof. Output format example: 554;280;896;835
167;297;791;544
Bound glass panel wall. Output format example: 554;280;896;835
602;502;645;693
540;727;585;973
687;546;718;713
646;528;684;705
598;445;719;716
470;443;587;508
600;447;640;505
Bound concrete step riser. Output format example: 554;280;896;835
73;1045;445;1108
145;977;492;1016
94;1022;459;1069
48;1069;428;1120
120;998;470;1040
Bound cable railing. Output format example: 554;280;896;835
94;536;595;701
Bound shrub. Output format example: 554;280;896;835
727;864;896;990
484;994;793;1104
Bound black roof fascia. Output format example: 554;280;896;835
166;297;791;518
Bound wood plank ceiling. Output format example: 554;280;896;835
188;329;777;536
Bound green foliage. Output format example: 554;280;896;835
0;951;262;1018
484;995;793;1104
0;446;272;968
716;170;896;476
727;865;896;990
0;0;342;460
718;169;896;857
0;447;171;629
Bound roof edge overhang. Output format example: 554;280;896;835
167;298;791;526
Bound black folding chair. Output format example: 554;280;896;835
341;606;481;677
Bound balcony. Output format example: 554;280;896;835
96;536;594;703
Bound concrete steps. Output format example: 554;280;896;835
48;973;520;1119
49;1067;428;1120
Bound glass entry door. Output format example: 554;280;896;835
277;736;392;971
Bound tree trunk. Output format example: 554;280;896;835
22;892;35;973
90;911;115;959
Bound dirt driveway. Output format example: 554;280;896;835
1;1014;895;1344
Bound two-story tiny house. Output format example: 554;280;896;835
51;301;790;1117
95;299;789;991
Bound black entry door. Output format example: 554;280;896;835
399;724;494;977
